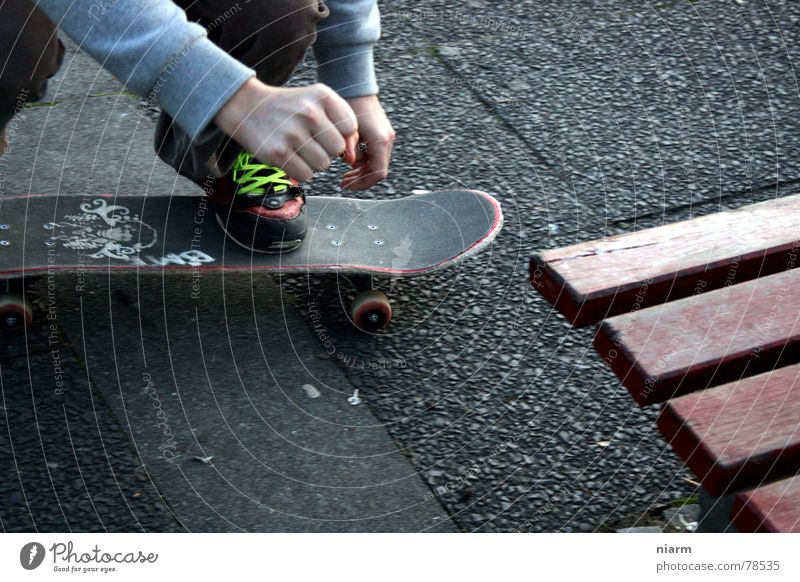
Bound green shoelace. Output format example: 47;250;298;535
232;152;294;195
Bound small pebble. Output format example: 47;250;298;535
301;384;321;399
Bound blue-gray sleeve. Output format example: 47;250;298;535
35;0;254;140
314;0;380;97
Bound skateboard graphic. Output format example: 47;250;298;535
0;190;502;332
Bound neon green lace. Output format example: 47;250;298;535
231;152;294;195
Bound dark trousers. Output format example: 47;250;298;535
0;0;328;178
0;1;64;139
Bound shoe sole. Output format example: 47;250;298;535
215;213;303;254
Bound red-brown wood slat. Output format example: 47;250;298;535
731;475;800;532
657;364;800;496
594;268;800;405
530;195;800;326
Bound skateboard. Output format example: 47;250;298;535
0;190;502;332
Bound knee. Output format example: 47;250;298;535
234;0;328;33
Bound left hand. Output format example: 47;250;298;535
340;95;396;190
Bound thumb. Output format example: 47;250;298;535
342;133;360;166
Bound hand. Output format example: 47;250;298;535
340;95;396;190
214;78;359;182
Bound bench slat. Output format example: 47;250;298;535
530;195;800;326
731;475;800;533
594;268;800;405
657;364;800;496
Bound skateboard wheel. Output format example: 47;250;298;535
351;290;392;332
0;294;33;333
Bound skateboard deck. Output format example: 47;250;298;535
0;190;502;331
0;190;501;276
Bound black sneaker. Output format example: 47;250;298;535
206;152;307;253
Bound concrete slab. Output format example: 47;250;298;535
0;95;195;197
0;314;181;532
52;273;454;531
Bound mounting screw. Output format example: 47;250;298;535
367;224;379;230
326;224;337;230
348;389;362;406
43;223;56;230
331;240;342;246
0;240;9;246
0;224;8;230
374;240;384;246
45;240;55;247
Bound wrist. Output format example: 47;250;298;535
346;94;379;106
346;95;382;121
214;76;260;138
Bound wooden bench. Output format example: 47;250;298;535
530;194;800;532
732;474;800;533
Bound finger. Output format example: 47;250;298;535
342;145;389;190
340;165;365;181
340;176;365;191
339;166;366;190
339;158;368;185
280;154;315;183
258;136;315;182
347;171;380;190
366;140;391;182
294;135;334;174
339;166;358;181
309;120;347;159
382;135;395;175
354;140;368;166
340;166;375;191
320;89;358;141
341;133;359;165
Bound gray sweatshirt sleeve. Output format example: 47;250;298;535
35;0;255;141
314;0;380;97
35;0;380;141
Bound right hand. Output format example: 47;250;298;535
214;78;359;182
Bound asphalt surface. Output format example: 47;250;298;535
291;0;800;532
2;0;799;532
